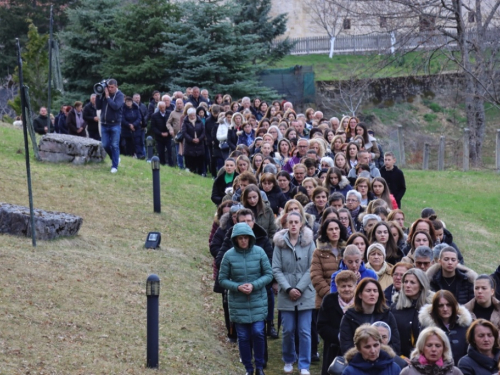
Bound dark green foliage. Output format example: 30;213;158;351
101;0;180;98
9;22;50;113
0;0;70;78
58;0;121;98
163;0;275;98
233;0;293;65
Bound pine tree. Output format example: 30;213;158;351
163;0;275;98
101;0;180;98
9;22;50;114
233;0;293;65
58;0;122;100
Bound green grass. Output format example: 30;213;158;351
271;52;457;81
1;123;499;374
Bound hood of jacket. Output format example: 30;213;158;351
426;263;478;284
338;175;350;189
231;223;256;250
273;226;314;248
345;346;395;367
419;303;473;329
219;212;233;231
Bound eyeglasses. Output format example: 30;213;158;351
346;199;358;203
298;145;308;148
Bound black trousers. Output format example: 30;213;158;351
155;137;173;166
184;154;205;175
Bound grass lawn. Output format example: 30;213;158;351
270;52;457;81
1;123;498;374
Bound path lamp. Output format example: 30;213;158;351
146;136;154;163
146;274;160;368
151;156;161;213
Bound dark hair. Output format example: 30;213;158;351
475;274;497;289
410;231;433;252
329;192;345;205
319;218;348;243
407;218;437;244
216;201;235;225
241;184;265;216
431;219;444;231
236;208;255;221
368;222;399;262
466;319;500;350
355;123;369;144
239;171;257;184
320;207;339;225
354;278;387;314
430;290;458;327
277;171;291;181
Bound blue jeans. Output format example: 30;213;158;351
281;309;312;371
101;124;121;169
175;142;184;169
235;321;266;373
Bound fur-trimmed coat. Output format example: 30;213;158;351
427;263;477;305
464;297;500;330
310;240;344;309
401;358;463;375
419;304;472;365
328;175;352;197
343;345;401;375
272;227;316;311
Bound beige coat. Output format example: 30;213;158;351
310;240;343;309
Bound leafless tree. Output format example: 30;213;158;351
0;75;16;119
324;0;500;166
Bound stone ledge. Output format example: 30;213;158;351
0;202;83;240
38;134;106;165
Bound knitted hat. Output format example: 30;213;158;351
366;243;386;259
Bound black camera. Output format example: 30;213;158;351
94;79;109;95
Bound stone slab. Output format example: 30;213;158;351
0;202;83;240
38;134;106;165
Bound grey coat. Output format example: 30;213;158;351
272;227;316;311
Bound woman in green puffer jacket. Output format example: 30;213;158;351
219;222;273;375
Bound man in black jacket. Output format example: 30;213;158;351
147;90;161;121
96;79;124;173
186;86;208;108
379;151;406;208
150;101;173;166
33;107;51;135
83;94;100;141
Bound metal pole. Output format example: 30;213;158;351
496;129;500;173
146;274;160;369
397;125;405;167
16;38;37;247
151;156;161;213
47;5;53;133
146;136;153;162
438;136;445;171
422;143;429;170
463;128;470;171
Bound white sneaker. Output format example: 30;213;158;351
118;157;121;165
300;370;310;375
111;168;118;174
284;363;293;373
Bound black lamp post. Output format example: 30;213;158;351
146;274;160;368
146;136;154;163
151;156;161;213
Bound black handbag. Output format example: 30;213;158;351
219;141;229;151
174;131;184;143
328;356;347;375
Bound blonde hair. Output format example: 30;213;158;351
411;327;453;362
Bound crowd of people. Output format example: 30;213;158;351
200;93;500;375
28;82;500;375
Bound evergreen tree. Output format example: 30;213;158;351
9;22;50;114
58;0;122;100
233;0;293;65
101;0;180;98
163;0;275;99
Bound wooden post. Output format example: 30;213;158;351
397;125;405;167
422;143;430;170
463;128;470;171
438;136;445;171
496;129;500;172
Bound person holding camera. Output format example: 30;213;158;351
96;79;124;174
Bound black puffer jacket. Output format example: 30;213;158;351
211;171;239;206
181;116;205;157
391;300;423;358
263;185;287;215
210;213;234;293
458;346;500;375
427;264;477;305
419;304;472;365
492;265;500;300
339;307;401;355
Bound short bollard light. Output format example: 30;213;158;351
146;274;160;369
146;136;154;163
151;156;161;213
